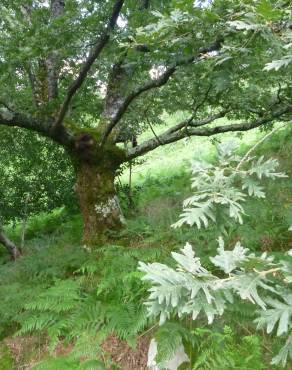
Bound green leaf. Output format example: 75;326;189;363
210;238;249;273
256;0;282;21
255;295;292;336
227;20;259;31
227;273;274;309
242;178;265;198
271;334;292;367
264;55;292;71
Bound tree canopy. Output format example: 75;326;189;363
1;0;291;144
0;0;291;242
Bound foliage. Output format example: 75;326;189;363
9;245;166;367
140;238;292;366
139;136;292;367
153;321;195;365
0;127;291;367
1;0;290;130
0;127;76;224
173;140;286;231
145;321;265;369
192;326;265;370
135;0;292;120
262;19;292;72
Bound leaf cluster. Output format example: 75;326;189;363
140;238;292;366
173;140;286;232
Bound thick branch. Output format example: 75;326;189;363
0;226;21;260
126;106;292;160
26;66;40;107
0;105;74;147
46;0;65;101
0;108;50;136
52;0;124;131
164;110;229;136
99;60;127;139
101;39;223;143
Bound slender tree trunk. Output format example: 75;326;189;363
75;160;125;245
0;228;21;260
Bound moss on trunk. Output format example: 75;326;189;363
75;158;125;246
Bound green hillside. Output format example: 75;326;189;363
0;126;291;369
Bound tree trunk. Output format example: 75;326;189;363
0;228;22;260
75;161;125;245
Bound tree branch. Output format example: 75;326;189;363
0;224;21;260
0;104;73;146
20;4;44;107
126;106;292;160
164;110;229;136
146;117;163;145
26;65;41;107
52;0;125;132
0;107;50;136
100;39;223;144
46;0;65;101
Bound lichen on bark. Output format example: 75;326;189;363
72;141;126;246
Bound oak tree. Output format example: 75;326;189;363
0;0;291;244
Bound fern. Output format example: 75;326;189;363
192;326;265;370
24;280;80;313
154;322;193;365
14;245;160;368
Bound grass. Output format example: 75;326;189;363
120;113;284;185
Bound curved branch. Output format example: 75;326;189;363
164;110;229;136
0;105;73;147
0;108;50;136
100;39;223;144
126;106;292;160
52;0;125;132
0;225;21;260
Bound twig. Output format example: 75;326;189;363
238;323;273;354
146;118;163;145
217;267;281;285
137;323;158;339
236;123;286;170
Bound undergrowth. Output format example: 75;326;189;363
0;127;291;368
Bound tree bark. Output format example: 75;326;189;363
0;228;22;261
46;0;65;100
75;160;125;245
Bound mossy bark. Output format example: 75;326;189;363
75;160;124;246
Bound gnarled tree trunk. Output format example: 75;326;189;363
75;159;125;245
0;228;22;260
